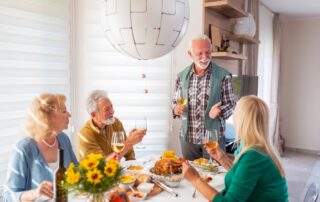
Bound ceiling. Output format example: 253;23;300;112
260;0;320;18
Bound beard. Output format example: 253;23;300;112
194;59;211;69
102;117;115;125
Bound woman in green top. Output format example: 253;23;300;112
182;95;288;202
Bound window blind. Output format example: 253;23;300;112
0;0;70;184
83;0;172;158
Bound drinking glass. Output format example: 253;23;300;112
135;118;147;149
203;129;219;164
176;88;187;120
111;131;125;154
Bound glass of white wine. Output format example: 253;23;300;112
176;88;188;120
203;129;219;164
111;131;125;154
135;118;147;149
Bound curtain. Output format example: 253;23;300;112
258;5;283;154
0;0;71;184
270;14;282;154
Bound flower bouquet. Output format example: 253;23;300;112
64;153;122;202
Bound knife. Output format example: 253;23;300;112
151;177;179;197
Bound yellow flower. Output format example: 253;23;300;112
87;153;104;161
66;163;75;175
86;169;103;185
107;159;119;167
104;164;117;177
66;171;81;184
80;159;99;170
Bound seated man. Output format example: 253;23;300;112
78;90;146;161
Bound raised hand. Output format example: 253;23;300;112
209;101;222;119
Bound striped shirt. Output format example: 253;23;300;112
2;133;78;202
172;64;236;144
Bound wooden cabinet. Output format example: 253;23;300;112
203;0;259;74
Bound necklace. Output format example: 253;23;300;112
42;137;57;148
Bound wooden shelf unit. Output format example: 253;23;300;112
211;52;247;60
205;0;248;18
224;34;260;44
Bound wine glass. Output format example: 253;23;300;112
203;129;219;164
176;88;188;120
135;118;147;149
111;131;125;154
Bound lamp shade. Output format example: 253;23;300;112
101;0;189;60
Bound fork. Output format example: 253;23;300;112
192;188;197;198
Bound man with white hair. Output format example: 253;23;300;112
78;90;146;161
172;34;236;160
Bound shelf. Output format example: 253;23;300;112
211;52;247;60
224;34;260;44
205;0;248;18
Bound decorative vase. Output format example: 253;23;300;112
87;193;107;202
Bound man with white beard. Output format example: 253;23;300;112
172;34;236;160
78;90;146;161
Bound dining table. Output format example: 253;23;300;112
38;155;226;202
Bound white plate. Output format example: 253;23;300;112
190;161;219;173
121;160;147;172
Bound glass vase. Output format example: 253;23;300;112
87;192;106;202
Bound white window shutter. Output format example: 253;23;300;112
0;0;70;184
82;0;172;158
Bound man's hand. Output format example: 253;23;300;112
174;105;185;116
209;101;222;119
126;128;146;146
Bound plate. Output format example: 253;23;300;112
190;161;219;173
121;160;146;172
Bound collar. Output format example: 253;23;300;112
89;119;104;133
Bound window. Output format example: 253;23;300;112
75;0;172;158
0;0;70;184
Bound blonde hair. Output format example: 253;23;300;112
25;93;66;141
233;95;285;176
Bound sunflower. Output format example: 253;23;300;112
80;158;99;170
86;169;103;185
66;170;81;184
107;158;119;167
87;153;104;161
104;164;117;177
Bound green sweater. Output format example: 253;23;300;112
213;149;288;202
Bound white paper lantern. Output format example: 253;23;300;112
101;0;189;60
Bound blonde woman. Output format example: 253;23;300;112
2;94;78;202
183;95;288;202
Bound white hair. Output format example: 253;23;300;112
86;90;109;114
188;34;212;51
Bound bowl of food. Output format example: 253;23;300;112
164;174;183;188
119;175;136;190
128;191;146;202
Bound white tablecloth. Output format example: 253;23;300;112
69;155;225;202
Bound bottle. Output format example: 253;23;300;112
54;149;68;202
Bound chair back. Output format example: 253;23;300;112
304;182;319;202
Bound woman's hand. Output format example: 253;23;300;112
182;161;201;185
205;145;225;162
34;181;54;199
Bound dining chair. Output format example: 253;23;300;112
304;182;319;202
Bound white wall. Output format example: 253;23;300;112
168;1;203;156
280;18;320;151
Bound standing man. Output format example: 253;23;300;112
172;34;236;160
78;90;146;161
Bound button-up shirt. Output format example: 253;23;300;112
172;64;236;144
